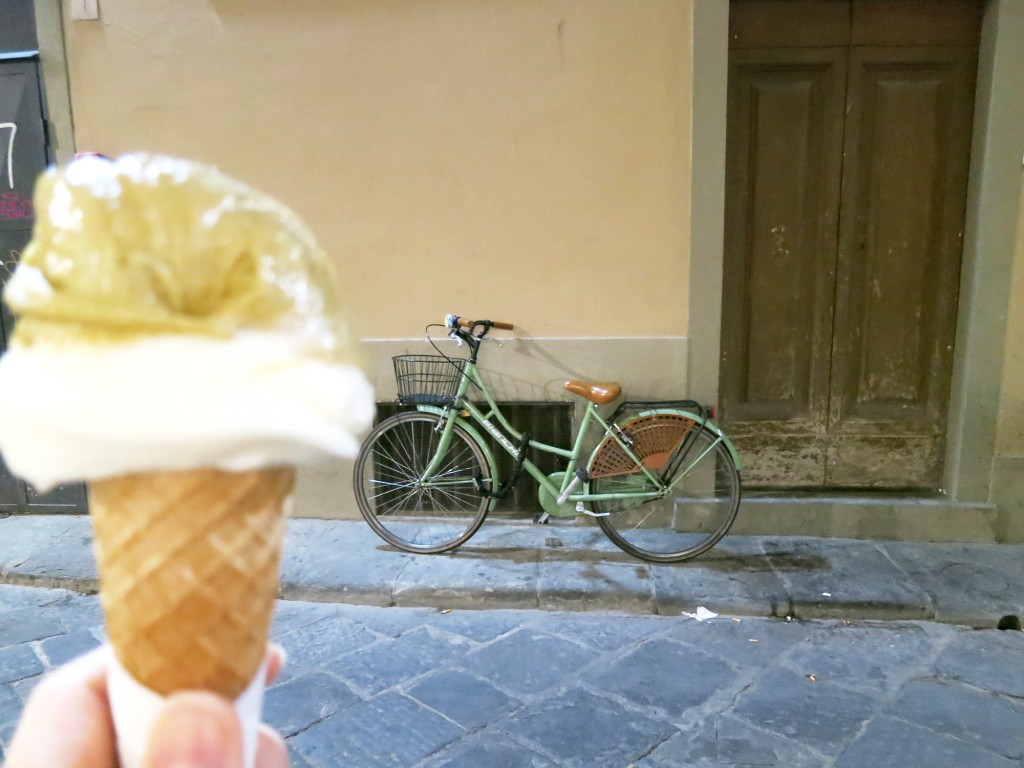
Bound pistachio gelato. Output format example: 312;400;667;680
0;153;374;489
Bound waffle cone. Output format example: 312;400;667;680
89;466;295;699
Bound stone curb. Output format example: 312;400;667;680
1;515;1021;629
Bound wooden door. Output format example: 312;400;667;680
719;0;981;489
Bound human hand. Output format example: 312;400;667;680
2;644;287;768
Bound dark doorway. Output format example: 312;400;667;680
719;0;981;489
0;12;88;513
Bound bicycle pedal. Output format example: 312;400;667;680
533;512;551;524
576;502;609;518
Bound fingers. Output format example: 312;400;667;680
143;691;244;768
3;643;288;768
142;643;288;768
2;646;116;768
141;694;290;768
255;724;289;768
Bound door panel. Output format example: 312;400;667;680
720;48;847;485
852;0;983;46
729;0;851;48
828;46;976;486
722;49;848;420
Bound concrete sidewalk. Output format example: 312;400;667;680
0;513;1021;629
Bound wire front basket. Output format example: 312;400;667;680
393;354;468;406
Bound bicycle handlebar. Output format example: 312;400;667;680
446;314;515;332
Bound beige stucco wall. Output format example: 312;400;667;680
62;0;693;342
995;179;1024;455
31;0;1023;536
55;0;698;522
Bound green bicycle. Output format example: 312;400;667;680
353;314;742;563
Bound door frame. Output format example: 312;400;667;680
30;0;74;164
689;0;1024;507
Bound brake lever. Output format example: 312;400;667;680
443;314;464;346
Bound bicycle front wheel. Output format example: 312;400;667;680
354;411;492;554
592;423;741;563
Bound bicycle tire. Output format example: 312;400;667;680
354;411;492;554
592;419;741;563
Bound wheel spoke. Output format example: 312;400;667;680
594;422;739;563
354;413;491;553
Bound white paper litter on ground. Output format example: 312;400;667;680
682;606;719;622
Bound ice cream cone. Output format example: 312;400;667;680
89;466;294;698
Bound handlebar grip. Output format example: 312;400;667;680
455;317;514;331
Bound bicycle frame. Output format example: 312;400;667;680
415;358;716;516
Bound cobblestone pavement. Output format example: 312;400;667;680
2;585;1023;767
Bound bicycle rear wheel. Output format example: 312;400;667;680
592;422;740;563
354;411;492;554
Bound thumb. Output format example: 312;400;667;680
143;691;244;768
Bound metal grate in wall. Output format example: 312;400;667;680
374;402;574;518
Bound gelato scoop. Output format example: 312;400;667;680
0;153;374;489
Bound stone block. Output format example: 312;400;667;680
273;615;378;683
589;639;739;719
934;629;1024;697
264;671;360;737
422;609;527;644
423;731;559;767
0;684;21;732
882;541;1024;627
833;715;1016;768
537;559;654;614
279;519;407;606
38;628;102;668
895;678;1024;759
394;552;539;611
660;613;810;668
648;536;787;617
0;585;74;613
762;537;931;620
288;691;463;767
336;627;471;695
457;629;592;697
781;621;949;695
500;688;678;768
730;667;876;753
0;646;43;686
407;669;517;730
638;714;823;768
0;608;66;650
522;612;663;651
